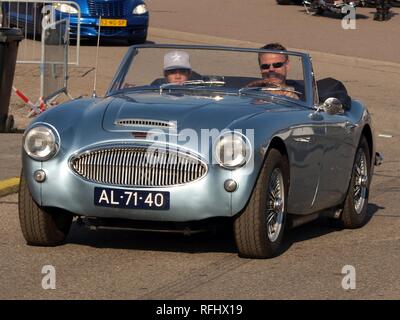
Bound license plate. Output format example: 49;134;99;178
100;19;127;27
94;187;170;210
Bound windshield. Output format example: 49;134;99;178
108;46;309;103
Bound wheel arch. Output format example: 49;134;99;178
231;135;290;218
361;124;373;167
267;137;290;186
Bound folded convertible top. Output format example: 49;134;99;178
317;77;351;109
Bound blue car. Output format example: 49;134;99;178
1;0;149;43
19;44;382;258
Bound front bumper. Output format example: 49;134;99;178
24;156;235;222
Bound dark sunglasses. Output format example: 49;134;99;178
260;61;287;70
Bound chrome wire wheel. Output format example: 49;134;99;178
354;149;368;214
266;168;285;242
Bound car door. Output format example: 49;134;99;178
285;111;326;215
314;111;357;210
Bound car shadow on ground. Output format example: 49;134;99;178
66;203;382;256
277;202;383;255
67;221;238;254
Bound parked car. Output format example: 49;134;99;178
1;0;149;44
19;44;382;258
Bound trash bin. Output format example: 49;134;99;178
0;28;23;133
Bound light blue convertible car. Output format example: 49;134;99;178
19;44;382;258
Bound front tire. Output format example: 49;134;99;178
341;136;371;228
18;170;72;246
234;149;289;258
5;115;14;132
127;31;148;45
391;0;400;7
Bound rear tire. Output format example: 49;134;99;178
234;149;289;258
391;0;400;7
277;0;294;5
18;170;72;246
341;136;371;228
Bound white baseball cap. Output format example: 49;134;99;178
163;51;191;71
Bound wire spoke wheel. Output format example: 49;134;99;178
353;149;368;214
234;148;289;258
341;136;371;229
266;168;285;242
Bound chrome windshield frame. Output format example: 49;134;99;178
106;44;315;109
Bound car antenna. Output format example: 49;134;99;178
92;16;102;98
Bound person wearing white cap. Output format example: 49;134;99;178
163;51;192;84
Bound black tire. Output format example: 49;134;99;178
341;136;371;229
127;31;148;45
277;0;294;5
391;0;400;7
1;10;9;28
18;170;72;246
234;149;289;259
314;7;324;15
5;115;14;133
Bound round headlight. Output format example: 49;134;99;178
133;4;148;15
53;3;78;14
215;132;251;169
24;125;59;161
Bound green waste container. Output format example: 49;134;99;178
0;28;23;132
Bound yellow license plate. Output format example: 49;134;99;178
100;19;127;27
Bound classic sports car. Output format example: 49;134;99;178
1;0;149;43
19;44;382;258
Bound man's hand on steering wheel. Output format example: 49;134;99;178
246;79;300;100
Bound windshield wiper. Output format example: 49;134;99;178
159;79;226;93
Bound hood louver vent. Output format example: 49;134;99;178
115;119;175;128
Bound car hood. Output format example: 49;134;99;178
102;91;298;132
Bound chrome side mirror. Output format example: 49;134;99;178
322;97;344;115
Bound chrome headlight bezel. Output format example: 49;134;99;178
23;123;60;161
133;3;148;15
214;131;252;169
53;3;78;14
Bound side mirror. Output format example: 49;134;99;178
322;97;344;115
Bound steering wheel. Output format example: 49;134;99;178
247;80;301;100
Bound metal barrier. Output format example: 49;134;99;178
41;17;70;102
0;0;81;112
0;0;80;65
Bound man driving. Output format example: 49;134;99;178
163;50;192;84
248;43;299;100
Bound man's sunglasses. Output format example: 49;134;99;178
260;61;287;70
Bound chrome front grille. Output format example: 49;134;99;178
70;147;207;187
87;0;128;18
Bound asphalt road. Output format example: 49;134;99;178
1;2;400;300
148;0;400;64
1;37;400;299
